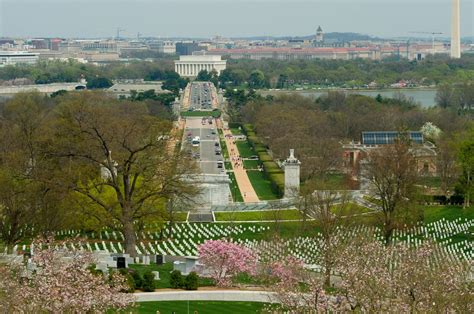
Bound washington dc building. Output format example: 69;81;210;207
174;55;226;77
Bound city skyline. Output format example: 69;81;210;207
0;0;472;39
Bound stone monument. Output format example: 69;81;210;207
451;0;461;59
283;149;301;198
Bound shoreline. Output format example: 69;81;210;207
260;87;437;94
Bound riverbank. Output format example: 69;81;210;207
259;87;438;107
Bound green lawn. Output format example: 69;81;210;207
138;301;268;314
422;205;473;223
247;171;279;200
215;209;305;221
128;263;214;290
215;203;372;222
227;171;244;202
180;110;221;118
236;141;255;158
218;129;229;159
173;212;189;222
243;159;260;170
230;127;243;135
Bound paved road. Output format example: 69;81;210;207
189;82;213;111
135;290;278;303
184;118;224;175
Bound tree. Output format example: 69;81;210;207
420;122;441;142
196;70;211;81
248;70;266;89
86;76;113;89
197;239;257;287
337;237;473;312
46;92;197;256
0;239;135;312
436;136;460;197
435;83;456;109
457;127;474;207
296;187;353;287
365;140;418;244
266;256;335;313
0;92;71;248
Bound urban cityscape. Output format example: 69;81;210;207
0;0;473;313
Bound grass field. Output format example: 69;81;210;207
218;129;229;159
422;205;473;223
235;140;255;158
180;110;221;118
138;301;267;314
243;159;260;169
230;128;243;135
214;203;373;222
227;171;244;202
173;212;189;222
215;209;305;221
247;171;279;200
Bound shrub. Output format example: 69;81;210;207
228;122;241;129
258;152;273;162
184;272;199;290
142;270;156;292
118;269;135;293
170;270;184;289
263;161;282;173
130;269;143;289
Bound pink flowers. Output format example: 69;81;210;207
197;239;257;287
268;256;304;285
0;239;135;312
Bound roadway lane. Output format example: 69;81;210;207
184;117;223;175
189;82;213;111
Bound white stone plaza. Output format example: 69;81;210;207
174;55;227;77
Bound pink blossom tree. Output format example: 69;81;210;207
337;237;473;312
197;239;257;287
0;239;135;312
263;255;342;312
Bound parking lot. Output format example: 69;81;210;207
183;117;224;175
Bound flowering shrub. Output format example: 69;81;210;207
268;255;305;285
420;122;441;140
0;239;135;312
197;239;257;287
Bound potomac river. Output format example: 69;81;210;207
260;89;438;108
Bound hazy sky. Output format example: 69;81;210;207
0;0;472;39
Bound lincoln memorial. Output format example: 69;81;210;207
174;55;227;77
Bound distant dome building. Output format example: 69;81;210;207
315;26;324;42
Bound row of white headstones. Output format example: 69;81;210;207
9;219;470;263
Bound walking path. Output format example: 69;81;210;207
217;119;259;203
135;290;278;303
167;118;185;154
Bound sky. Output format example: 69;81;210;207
0;0;472;39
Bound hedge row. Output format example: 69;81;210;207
242;124;285;197
418;194;465;205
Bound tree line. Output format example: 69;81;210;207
220;54;474;88
2;55;473;91
0;91;197;256
227;90;473;207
